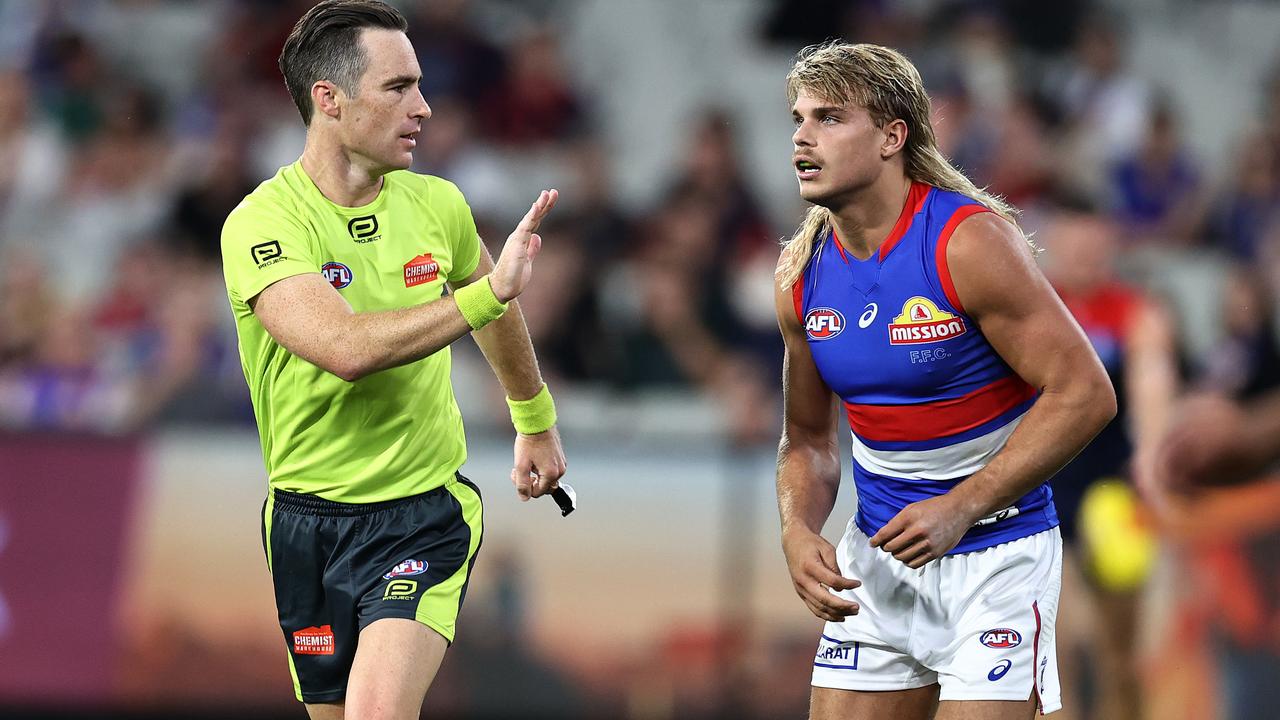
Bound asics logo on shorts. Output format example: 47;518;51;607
988;659;1012;681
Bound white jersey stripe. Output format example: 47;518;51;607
849;412;1026;481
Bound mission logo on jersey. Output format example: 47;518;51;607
888;296;967;345
805;307;846;340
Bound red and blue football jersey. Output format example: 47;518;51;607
792;182;1058;553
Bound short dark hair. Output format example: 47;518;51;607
278;0;408;126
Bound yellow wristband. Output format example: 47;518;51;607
507;384;557;435
454;276;508;330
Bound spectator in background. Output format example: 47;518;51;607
28;30;109;143
0;247;54;370
1204;63;1280;262
1040;209;1179;720
1046;12;1151;203
480;27;581;145
1207;139;1280;262
1109;95;1203;245
44;83;172;304
407;0;505;110
170;127;257;261
1144;282;1280;720
0;68;66;243
0;306;129;432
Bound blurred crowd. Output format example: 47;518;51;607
2;2;1280;717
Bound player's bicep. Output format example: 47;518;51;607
250;273;358;371
775;275;838;442
947;214;1105;392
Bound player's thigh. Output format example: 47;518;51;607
811;684;940;720
934;696;1036;720
343;618;449;720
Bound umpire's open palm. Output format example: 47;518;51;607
491;189;558;302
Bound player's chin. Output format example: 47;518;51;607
386;150;414;170
797;181;839;208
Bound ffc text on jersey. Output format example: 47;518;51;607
980;628;1022;648
888;296;967;345
805;307;846;340
321;261;353;289
404;253;440;287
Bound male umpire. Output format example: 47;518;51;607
220;2;566;717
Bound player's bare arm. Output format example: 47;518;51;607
870;213;1116;567
249;189;557;382
775;252;861;622
458;226;567;503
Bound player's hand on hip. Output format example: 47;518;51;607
869;494;972;568
781;527;861;622
491;189;559;302
511;425;567;501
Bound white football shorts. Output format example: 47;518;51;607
812;520;1063;713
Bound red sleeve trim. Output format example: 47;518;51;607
934;204;991;315
792;276;805;324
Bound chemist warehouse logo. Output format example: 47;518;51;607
888;297;967;345
292;625;335;655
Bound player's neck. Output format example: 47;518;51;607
829;174;913;260
299;141;385;208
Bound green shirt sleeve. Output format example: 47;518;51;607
442;180;482;283
221;197;319;305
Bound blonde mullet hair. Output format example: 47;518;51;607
777;41;1022;289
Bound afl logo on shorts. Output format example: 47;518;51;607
980;628;1022;649
383;558;428;580
322;262;353;289
805;308;846;340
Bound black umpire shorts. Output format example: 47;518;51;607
261;473;484;703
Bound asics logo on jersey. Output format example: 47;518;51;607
347;215;381;243
322;262;353;289
888;296;966;345
858;303;878;328
980;629;1022;648
805;308;845;340
988;659;1013;681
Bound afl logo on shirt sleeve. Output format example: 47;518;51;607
888;296;967;345
321;261;353;289
805;308;846;340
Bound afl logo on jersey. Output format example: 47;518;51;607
805;308;846;340
322;261;353;289
980;629;1022;649
888;296;966;345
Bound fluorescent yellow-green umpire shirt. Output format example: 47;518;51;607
221;162;481;503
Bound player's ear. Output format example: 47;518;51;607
881;118;908;159
311;80;342;121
